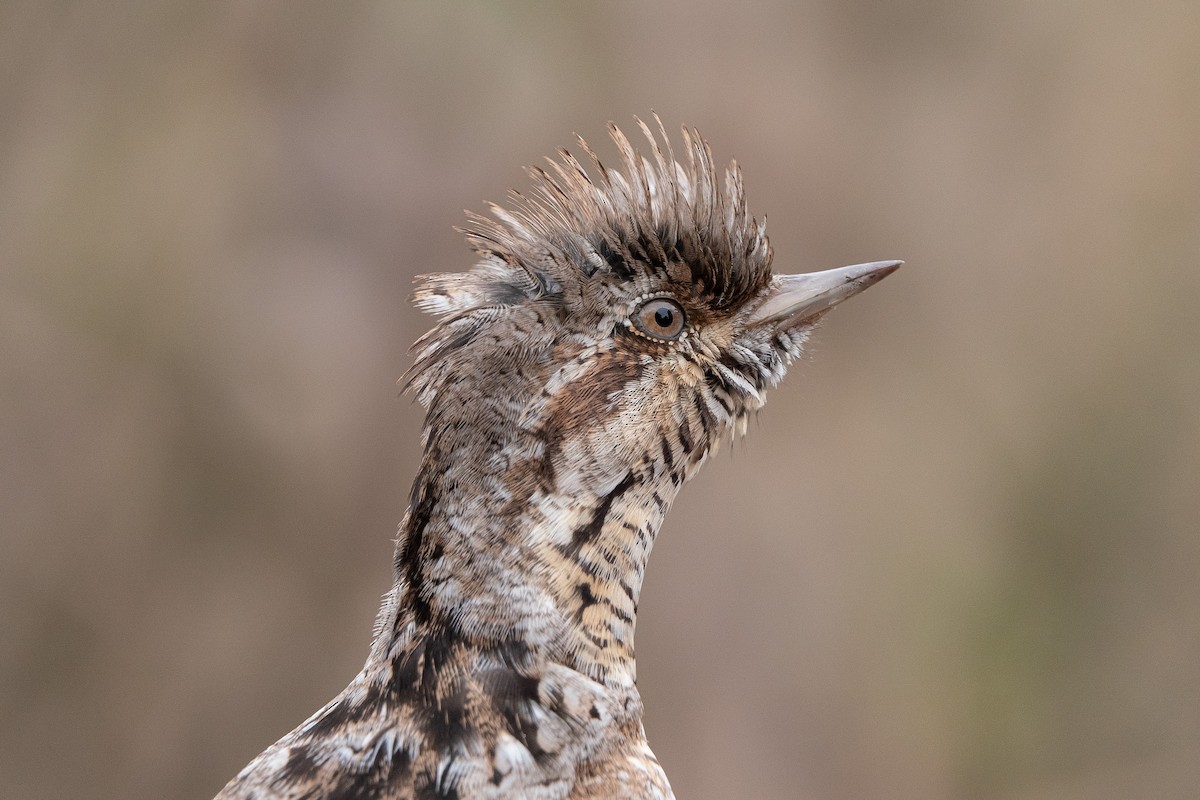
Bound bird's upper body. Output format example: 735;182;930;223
215;119;898;800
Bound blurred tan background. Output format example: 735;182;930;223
3;2;1199;799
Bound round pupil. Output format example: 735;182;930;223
653;306;674;328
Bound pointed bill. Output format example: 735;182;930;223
747;260;902;329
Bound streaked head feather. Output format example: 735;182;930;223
404;118;774;405
413;118;771;317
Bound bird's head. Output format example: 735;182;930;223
403;119;899;492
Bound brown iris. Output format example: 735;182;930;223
633;298;686;340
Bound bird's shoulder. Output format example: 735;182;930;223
214;641;672;800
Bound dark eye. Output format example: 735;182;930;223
633;298;686;340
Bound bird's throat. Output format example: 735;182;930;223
370;421;689;689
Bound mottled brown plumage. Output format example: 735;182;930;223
215;117;899;800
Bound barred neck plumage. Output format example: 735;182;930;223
369;334;720;689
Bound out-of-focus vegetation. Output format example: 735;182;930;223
3;2;1198;798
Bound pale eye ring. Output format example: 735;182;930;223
633;298;686;340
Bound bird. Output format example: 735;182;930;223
214;116;900;800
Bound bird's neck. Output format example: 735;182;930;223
366;398;705;689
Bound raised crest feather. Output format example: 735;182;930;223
406;116;773;401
